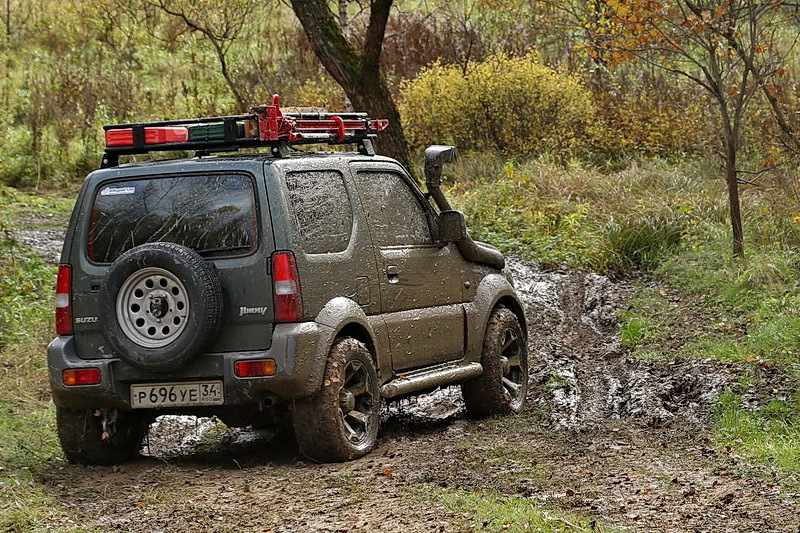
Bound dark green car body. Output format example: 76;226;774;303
48;148;528;462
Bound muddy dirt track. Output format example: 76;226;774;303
18;229;799;531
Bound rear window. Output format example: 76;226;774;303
88;174;258;263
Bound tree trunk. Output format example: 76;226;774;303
722;123;745;258
289;0;411;169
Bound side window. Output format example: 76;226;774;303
355;170;432;246
284;170;353;254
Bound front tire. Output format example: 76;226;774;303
293;338;380;462
462;306;529;417
56;408;149;465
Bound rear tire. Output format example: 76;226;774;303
56;408;149;465
462;306;529;417
293;338;380;462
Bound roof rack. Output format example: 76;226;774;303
101;94;389;168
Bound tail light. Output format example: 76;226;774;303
55;265;73;335
235;359;277;377
271;251;302;323
62;368;101;386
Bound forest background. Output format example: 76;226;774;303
2;0;800;530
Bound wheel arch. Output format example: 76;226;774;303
337;322;377;363
314;296;386;382
465;273;528;362
494;294;528;338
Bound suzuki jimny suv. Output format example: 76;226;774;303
48;96;529;464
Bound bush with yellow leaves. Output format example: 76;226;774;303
399;54;597;159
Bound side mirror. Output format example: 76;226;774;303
439;210;468;242
424;145;458;188
425;145;458;212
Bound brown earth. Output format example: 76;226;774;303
17;226;800;532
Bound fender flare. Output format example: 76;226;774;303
464;273;528;362
308;297;387;389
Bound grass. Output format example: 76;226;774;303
446;155;725;270
621;233;800;368
0;186;77;532
430;488;620;532
715;390;800;481
0;185;76;227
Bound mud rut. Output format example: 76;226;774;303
18;228;799;532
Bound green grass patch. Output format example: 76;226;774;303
0;192;75;530
633;238;800;370
715;390;800;478
430;488;619;532
0;185;75;229
0;409;72;532
619;314;652;347
0;473;79;533
446;156;722;271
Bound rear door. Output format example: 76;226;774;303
351;162;466;371
72;165;275;360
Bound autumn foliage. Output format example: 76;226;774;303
399;54;597;159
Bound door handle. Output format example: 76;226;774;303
386;265;400;283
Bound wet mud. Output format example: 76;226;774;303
13;227;65;264
506;259;732;430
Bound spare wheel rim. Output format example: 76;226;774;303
116;267;190;348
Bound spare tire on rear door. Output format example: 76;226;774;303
99;242;223;372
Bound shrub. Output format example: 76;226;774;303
399;54;597;159
604;211;689;270
590;71;714;159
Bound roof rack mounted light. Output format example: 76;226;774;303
100;94;388;168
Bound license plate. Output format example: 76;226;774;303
130;381;224;408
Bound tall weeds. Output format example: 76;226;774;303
447;155;742;271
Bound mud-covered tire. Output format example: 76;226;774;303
56;407;149;465
99;242;223;372
293;338;381;462
462;306;529;417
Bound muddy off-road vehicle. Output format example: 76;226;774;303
48;95;529;464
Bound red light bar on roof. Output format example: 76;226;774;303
105;126;189;147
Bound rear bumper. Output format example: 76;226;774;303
48;321;330;410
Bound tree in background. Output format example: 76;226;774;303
290;0;410;168
596;0;799;257
148;0;254;111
